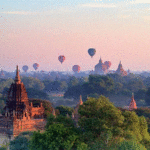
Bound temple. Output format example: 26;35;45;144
115;61;127;76
94;57;108;75
0;66;46;138
72;95;83;124
129;93;137;110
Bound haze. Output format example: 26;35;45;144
0;0;150;72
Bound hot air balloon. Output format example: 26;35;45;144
72;65;80;73
88;48;96;58
22;65;28;72
58;55;65;64
104;61;111;69
33;63;39;70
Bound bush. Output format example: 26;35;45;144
118;140;147;150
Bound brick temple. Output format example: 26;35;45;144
0;66;46;138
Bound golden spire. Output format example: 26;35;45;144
79;95;83;105
129;93;137;110
15;65;21;84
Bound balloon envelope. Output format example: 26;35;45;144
88;48;96;58
72;65;80;73
58;55;65;64
22;65;28;72
104;61;111;69
33;63;39;70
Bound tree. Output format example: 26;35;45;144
78;96;124;140
26;88;49;100
56;105;74;116
113;82;123;94
126;78;145;93
68;76;79;88
145;87;150;106
9;131;33;150
134;88;147;100
64;84;82;100
0;78;14;93
21;77;45;91
30;115;81;150
118;140;147;150
88;75;114;95
122;110;150;142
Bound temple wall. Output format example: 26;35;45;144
13;118;46;137
31;107;45;118
0;116;46;137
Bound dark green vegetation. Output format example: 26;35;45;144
64;74;150;107
2;96;150;150
1;73;150;108
1;73;150;149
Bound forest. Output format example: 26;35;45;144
0;73;150;149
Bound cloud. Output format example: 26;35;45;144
1;11;38;15
130;0;150;4
79;3;117;8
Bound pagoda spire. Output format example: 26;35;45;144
99;57;102;63
79;95;83;105
129;93;137;110
15;65;21;84
118;61;122;67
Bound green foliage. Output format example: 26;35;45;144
21;77;45;91
118;140;147;150
64;84;82;99
135;88;147;100
0;147;6;150
88;75;114;94
114;82;123;94
145;87;150;106
79;96;124;139
29;123;78;150
26;88;49;99
55;105;74;116
126;78;145;93
45;114;75;130
9;132;34;150
68;76;79;87
0;100;5;114
122;110;150;142
76;142;88;150
0;78;14;93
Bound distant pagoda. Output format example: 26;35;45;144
116;61;127;76
94;57;108;74
129;93;137;110
72;95;83;123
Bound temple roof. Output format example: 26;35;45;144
129;94;137;110
15;65;21;84
6;65;29;114
116;61;127;76
79;95;83;105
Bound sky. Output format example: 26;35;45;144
0;0;150;72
